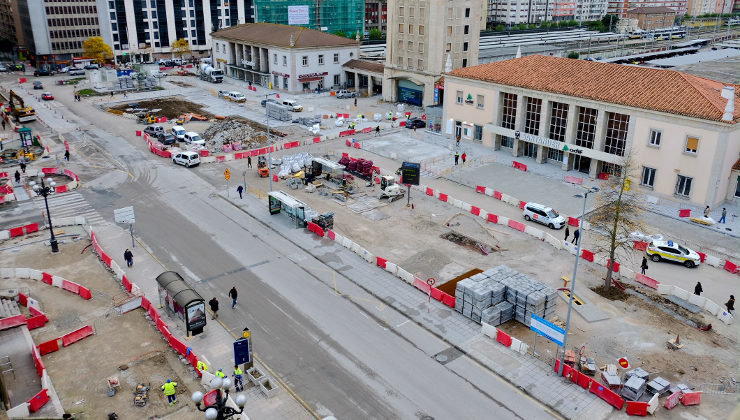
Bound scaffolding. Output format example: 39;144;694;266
254;0;365;35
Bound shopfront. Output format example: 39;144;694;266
397;79;424;106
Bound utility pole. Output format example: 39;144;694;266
262;92;278;192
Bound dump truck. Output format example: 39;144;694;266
9;90;36;123
199;64;223;83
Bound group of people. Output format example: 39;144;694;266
453;152;467;165
704;205;728;224
162;364;245;405
563;226;580;246
208;286;239;319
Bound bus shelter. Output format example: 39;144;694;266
268;190;308;228
155;271;206;336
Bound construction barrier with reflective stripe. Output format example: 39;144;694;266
61;325;94;347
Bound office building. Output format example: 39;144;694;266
365;0;388;33
253;0;364;35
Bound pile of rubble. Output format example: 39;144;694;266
202;119;265;151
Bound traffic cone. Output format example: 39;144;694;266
675;335;680;345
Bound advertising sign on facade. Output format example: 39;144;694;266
288;5;310;25
186;301;206;332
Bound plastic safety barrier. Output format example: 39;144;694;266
681;391;701;406
426;187;434;196
0;314;26;330
635;273;659;289
438;193;448;202
313;137;321;143
476;185;485;194
606;259;620;273
723;260;738;274
122;275;133;292
430;287;443;301
581;250;595;262
26;315;47;330
9;226;23;237
697;252;706;263
487;213;498;223
678;209;691;217
62;279;80;294
626;401;649;416
470;206;480;216
413;277;431;294
664;391;681;409
494;191;503;200
633;241;648;251
513;161;527;171
42;272;53;285
27;389;49;413
376;257;387;268
589;381;625;410
24;223;39;233
508;220;526;232
38;338;60;356
168;335;189;355
441;293;455;308
496;329;512;347
568;217;580;227
327;230;336;240
61;325;94;347
518;201;526;209
565;175;583;185
578;372;593;389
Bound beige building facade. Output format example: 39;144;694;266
383;0;483;107
444;55;740;207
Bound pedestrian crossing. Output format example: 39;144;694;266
34;191;106;226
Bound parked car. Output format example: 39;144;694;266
152;71;168;78
34;68;53;76
84;64;99;70
260;98;277;107
157;133;176;145
335;89;357;99
33;81;43;90
405;119;426;129
171;125;186;140
646;240;701;268
282;99;303;112
0;64;7;72
68;68;85;76
172;151;201;167
183;132;205;146
41;92;54;101
144;125;165;137
219;91;246;103
522;202;566;229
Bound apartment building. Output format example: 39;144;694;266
365;0;388;33
486;0;607;25
443;55;740;207
384;0;483;107
608;0;687;17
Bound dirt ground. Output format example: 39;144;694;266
246;148;738;418
0;227;203;419
111;97;215;120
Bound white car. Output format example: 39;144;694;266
171;125;186;140
646;240;701;268
183;132;205;146
172;151;201;167
523;202;566;229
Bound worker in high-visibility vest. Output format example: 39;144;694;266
196;360;208;373
233;365;243;392
215;368;226;378
161;379;178;406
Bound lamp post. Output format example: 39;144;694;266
30;175;59;253
191;377;247;420
558;186;598;376
262;92;278;192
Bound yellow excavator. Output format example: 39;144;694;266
8;90;36;123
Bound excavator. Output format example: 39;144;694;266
378;175;405;202
8;90;36;123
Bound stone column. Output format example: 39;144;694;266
535;99;551;164
589;108;607;178
562;103;578;170
354;72;360;92
511;94;524;157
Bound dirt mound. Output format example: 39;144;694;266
111;98;213;120
202;119;266;150
591;284;629;301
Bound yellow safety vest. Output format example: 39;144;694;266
234;367;242;376
162;382;177;395
196;361;208;372
215;371;225;378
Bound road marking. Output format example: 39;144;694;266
395;320;409;329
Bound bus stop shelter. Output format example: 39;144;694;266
155;271;206;336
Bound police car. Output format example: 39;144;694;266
646;240;701;268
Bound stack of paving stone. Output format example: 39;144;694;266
622;375;647;401
453;266;557;327
647;377;671;395
625;368;650;382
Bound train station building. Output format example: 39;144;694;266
443;55;740;207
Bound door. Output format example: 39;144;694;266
573;155;591;174
522;142;537;158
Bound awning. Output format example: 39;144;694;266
298;77;323;82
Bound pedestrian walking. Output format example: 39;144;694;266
2;119;6;131
375;125;380;136
456;135;461;146
208;297;219;319
20;161;26;173
123;248;134;267
247;155;252;168
229;286;238;309
719;207;727;224
726;294;735;315
353;97;357;107
641;256;648;275
564;226;570;242
572;229;580;245
461;153;467;164
161;379;178;406
110;91;114;98
123;91;127;98
64;150;70;161
694;281;703;296
233;365;244;391
14;170;20;184
236;185;243;199
704;205;710;217
454;152;459;165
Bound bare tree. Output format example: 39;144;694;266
587;155;645;288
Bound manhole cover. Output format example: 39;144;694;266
434;354;448;363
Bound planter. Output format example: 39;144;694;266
246;367;265;386
259;377;278;398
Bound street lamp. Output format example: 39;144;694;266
262;92;278;192
191;377;247;420
29;175;59;253
558;186;598;376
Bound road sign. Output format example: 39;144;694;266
224;169;231;180
530;314;565;347
618;357;630;369
113;206;135;224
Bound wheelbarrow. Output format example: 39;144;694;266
107;376;120;397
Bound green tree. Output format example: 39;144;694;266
333;30;347;38
83;36;113;64
566;51;580;59
369;28;384;40
602;15;619;31
171;38;191;61
494;24;505;31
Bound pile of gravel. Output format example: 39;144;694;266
202;119;264;151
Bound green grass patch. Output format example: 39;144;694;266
77;88;103;96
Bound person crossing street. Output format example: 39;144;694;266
229;286;238;309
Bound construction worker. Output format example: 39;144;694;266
161;379;178;406
233;365;244;391
215;368;226;378
196;360;208;373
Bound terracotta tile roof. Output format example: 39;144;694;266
447;55;740;123
626;6;677;14
212;23;359;49
343;59;385;74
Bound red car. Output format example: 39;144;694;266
41;92;54;100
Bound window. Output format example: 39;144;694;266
407;58;413;68
419;26;424;35
576;107;597;149
333;74;340;86
283;56;287;65
675;175;692;197
476;94;484;109
273;53;277;64
318;55;324;65
399;6;404;16
409;7;414;17
446;43;451;51
649;129;661;147
464;25;469;34
641;167;656;187
462;59;467;67
302;56;308;66
547;148;564;162
420;7;425;18
465;7;470;18
408;41;413;50
333;53;339;63
418;42;424;53
549;102;569;142
399;24;404;33
501;92;517;130
447;26;452;36
447;7;453;18
463;42;468;51
524;97;542;135
474;124;483;142
604;112;629;156
417;59;423;70
685;136;698;154
409;24;413;33
456;90;463;104
602;162;622;177
283;77;288;89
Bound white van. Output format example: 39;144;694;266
282;99;303;112
172;151;201;167
171;125;186;140
183;132;205;146
523;202;566;229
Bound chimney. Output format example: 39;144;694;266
721;86;735;122
289;34;295;47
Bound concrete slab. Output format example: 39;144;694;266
558;291;609;323
664;295;703;314
361;134;450;163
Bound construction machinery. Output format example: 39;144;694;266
8;90;36;123
257;156;269;177
378;175;405;202
199;63;224;83
137;112;157;124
